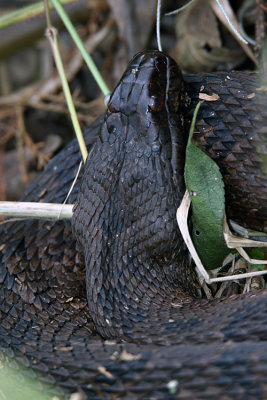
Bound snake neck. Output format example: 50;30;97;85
83;213;198;339
72;117;199;339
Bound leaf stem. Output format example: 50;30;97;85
188;101;203;140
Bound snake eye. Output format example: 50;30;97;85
148;95;164;112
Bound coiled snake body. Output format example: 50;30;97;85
0;51;267;399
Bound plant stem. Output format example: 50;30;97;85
50;0;110;96
46;26;88;162
0;0;74;29
0;202;73;220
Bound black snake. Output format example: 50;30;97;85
0;50;267;399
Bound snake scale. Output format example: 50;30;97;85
0;50;267;399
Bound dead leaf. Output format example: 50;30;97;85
173;0;246;72
210;0;256;64
107;0;156;57
199;93;220;101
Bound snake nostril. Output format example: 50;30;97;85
152;143;161;153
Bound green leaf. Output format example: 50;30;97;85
0;363;62;399
248;248;265;271
184;102;229;270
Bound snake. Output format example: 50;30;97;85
0;50;267;399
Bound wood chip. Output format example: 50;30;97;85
54;346;73;351
118;350;142;361
98;366;113;378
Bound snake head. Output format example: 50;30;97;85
107;50;183;122
106;50;186;190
